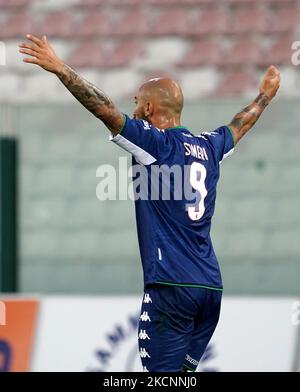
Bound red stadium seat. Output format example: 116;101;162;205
35;12;74;38
67;42;108;68
150;8;189;36
78;0;107;6
221;40;262;67
109;0;140;4
269;8;300;33
0;0;31;7
176;40;224;67
187;8;230;36
146;0;216;4
69;40;143;69
258;38;294;67
216;71;257;96
223;0;262;5
79;0;139;5
146;0;186;3
0;13;34;39
229;9;270;34
101;41;144;67
109;10;151;36
77;12;112;37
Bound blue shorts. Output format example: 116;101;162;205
138;284;222;372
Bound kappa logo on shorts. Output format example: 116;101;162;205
139;329;150;340
143;293;152;304
140;311;151;322
140;348;151;358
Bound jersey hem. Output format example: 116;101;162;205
155;281;223;291
182;364;196;372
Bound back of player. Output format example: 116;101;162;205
111;116;235;371
18;34;279;372
144;125;235;290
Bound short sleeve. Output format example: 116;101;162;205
201;125;235;163
109;114;169;165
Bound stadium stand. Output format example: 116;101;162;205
0;0;299;99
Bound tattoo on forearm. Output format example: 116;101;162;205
254;93;269;109
230;93;269;140
57;64;119;121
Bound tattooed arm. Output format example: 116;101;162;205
19;35;123;135
229;66;280;145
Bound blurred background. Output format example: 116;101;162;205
0;0;299;372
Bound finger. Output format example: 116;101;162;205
26;34;42;47
42;35;47;43
19;48;40;57
23;57;40;64
19;42;40;51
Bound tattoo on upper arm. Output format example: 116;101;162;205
57;64;121;128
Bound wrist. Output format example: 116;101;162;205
54;60;65;76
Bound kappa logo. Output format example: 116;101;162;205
139;330;150;340
140;311;151;322
143;293;152;304
195;134;208;141
143;366;149;372
201;131;218;137
140;348;151;358
182;132;193;138
142;120;151;130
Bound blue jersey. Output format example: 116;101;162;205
110;115;234;290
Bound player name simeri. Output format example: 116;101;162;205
183;142;208;161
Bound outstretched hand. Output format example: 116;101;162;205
259;65;280;101
19;34;64;74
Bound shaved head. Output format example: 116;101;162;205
139;77;184;115
133;77;184;129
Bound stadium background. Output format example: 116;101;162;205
0;0;299;372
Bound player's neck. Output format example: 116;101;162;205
150;114;181;130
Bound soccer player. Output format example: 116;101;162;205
19;35;280;372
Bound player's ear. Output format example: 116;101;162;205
145;101;154;118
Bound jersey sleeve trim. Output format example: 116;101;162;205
218;125;235;163
119;113;127;135
109;132;157;165
226;125;236;146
